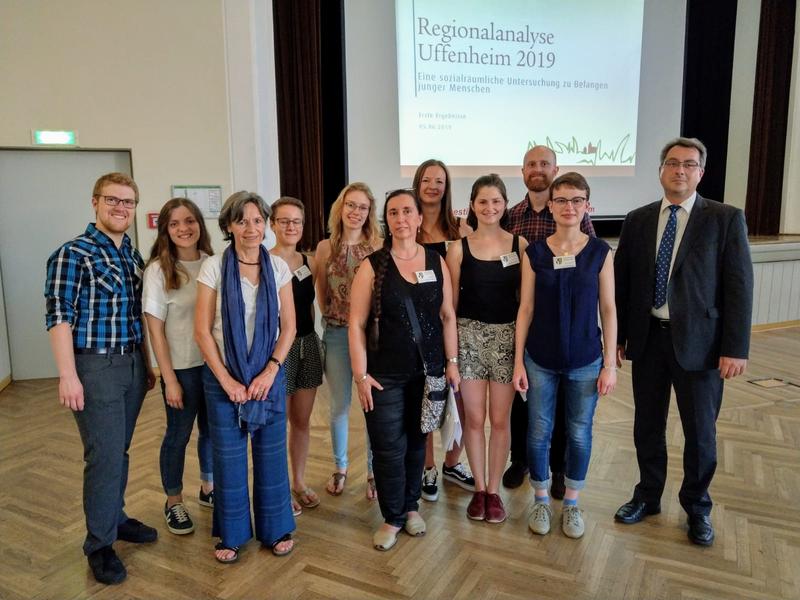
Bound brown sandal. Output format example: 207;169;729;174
292;487;320;508
326;472;347;496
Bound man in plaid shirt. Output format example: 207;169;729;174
503;146;595;496
45;172;156;585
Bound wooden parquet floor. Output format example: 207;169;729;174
1;327;798;600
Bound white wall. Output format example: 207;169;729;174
0;0;280;251
724;0;761;211
782;3;800;234
0;268;10;385
0;0;279;382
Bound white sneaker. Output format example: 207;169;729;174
528;502;552;535
562;505;585;539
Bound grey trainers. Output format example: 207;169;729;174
562;505;585;539
528;502;552;535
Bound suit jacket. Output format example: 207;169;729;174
614;194;753;371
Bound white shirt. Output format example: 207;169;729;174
197;253;292;365
142;255;207;370
651;192;696;319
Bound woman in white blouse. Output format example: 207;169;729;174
143;198;215;536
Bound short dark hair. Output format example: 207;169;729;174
659;137;707;168
218;191;271;241
550;172;590;201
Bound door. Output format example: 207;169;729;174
0;149;133;380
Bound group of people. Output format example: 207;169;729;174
45;136;754;586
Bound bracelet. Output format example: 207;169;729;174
268;356;282;368
355;373;369;383
602;365;617;370
447;357;459;364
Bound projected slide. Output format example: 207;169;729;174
396;0;645;174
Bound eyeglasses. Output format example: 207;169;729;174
274;217;303;228
344;200;371;213
97;195;137;209
661;159;701;171
551;196;587;207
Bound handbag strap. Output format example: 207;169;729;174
401;292;429;376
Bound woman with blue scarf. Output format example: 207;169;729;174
195;192;297;563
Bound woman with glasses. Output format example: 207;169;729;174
412;159;475;502
269;197;323;515
447;174;526;524
314;183;382;499
349;189;460;551
512;172;617;540
195;191;296;563
143;198;215;536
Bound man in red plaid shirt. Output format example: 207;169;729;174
503;145;595;495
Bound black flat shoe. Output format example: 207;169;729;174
87;546;127;585
502;461;528;489
117;518;158;543
614;499;661;524
687;514;714;546
550;472;566;500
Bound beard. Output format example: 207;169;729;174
526;175;552;193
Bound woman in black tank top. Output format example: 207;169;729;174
269;197;323;514
413;159;475;500
446;174;528;525
349;189;460;551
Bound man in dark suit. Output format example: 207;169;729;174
613;137;753;546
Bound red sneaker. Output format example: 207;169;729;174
485;493;507;524
466;491;487;520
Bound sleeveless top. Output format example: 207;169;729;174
323;239;374;327
423;240;449;258
366;247;445;376
457;235;521;324
526;236;611;370
292;254;315;336
422;217;463;258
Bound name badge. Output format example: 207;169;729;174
415;269;437;283
294;265;312;281
553;255;576;270
500;252;520;268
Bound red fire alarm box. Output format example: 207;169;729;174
147;213;159;229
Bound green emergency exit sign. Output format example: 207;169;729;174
32;130;78;145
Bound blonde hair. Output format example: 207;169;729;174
327;182;381;260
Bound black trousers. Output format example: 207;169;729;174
510;387;567;473
364;373;427;527
631;319;723;516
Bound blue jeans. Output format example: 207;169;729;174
203;366;295;548
525;352;602;491
159;365;213;496
323;324;372;472
73;351;147;555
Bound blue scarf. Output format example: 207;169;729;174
220;244;284;431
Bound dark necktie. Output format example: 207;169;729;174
654;205;680;309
